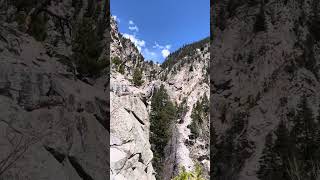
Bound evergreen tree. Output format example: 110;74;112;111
273;120;292;180
315;104;320;160
291;96;317;162
212;112;247;179
257;97;320;179
150;85;176;179
189;95;209;139
274;120;293;161
132;67;144;86
72;17;106;78
253;1;267;33
257;133;279;180
177;97;188;122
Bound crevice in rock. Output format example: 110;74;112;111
93;114;109;131
115;152;144;174
44;146;65;163
0;82;13;98
111;139;133;147
68;156;94;180
213;79;233;93
124;108;145;125
0;33;8;43
94;97;109;131
32;61;41;67
128;152;143;164
46;80;60;97
25;96;64;111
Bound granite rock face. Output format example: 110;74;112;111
0;0;109;179
110;16;157;180
110;73;156;180
211;0;320;179
161;42;210;180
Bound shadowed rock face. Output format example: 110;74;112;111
211;0;320;179
0;0;109;179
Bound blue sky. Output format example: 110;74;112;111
111;0;209;63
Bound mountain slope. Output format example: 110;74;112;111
211;0;320;179
0;0;109;179
110;17;210;179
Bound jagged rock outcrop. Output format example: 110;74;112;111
110;17;161;83
110;17;156;180
0;0;109;179
110;73;156;180
211;0;320;179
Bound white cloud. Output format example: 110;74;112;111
153;42;171;50
128;20;139;32
153;42;171;58
129;25;139;32
122;33;145;52
153;42;164;49
161;49;170;58
143;48;158;60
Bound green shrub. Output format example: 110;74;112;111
12;0;47;40
111;57;126;74
172;163;205;180
72;17;106;78
118;64;125;74
189;120;200;139
112;57;121;66
132;68;144;86
28;13;48;41
177;98;188;120
189;94;209;139
15;12;26;31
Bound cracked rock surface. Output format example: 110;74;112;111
0;0;109;179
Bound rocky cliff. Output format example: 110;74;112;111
211;0;320;179
110;15;210;179
0;0;109;179
110;16;157;180
161;39;210;180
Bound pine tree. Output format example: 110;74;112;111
189;95;209;139
72;17;106;78
212;112;247;179
132;68;144;86
315;104;320;160
273;120;293;180
257;132;279;180
274;120;293;161
291;96;316;161
150;84;176;179
253;1;267;33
